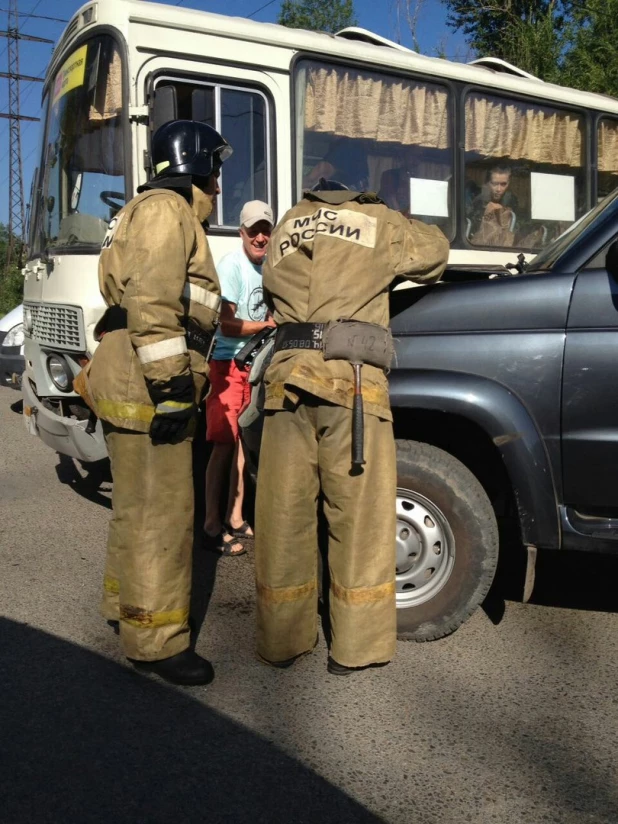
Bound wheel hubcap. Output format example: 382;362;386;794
395;487;455;608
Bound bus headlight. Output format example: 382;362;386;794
47;354;73;392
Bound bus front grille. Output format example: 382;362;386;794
25;302;85;351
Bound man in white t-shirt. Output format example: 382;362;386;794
204;200;275;555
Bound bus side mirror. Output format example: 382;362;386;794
606;240;618;280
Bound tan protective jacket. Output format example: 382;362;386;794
87;184;221;433
262;191;449;420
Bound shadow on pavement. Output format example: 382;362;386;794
484;525;618;625
189;531;220;643
0;617;379;824
191;407;222;639
530;548;618;612
55;454;113;510
10;397;23;414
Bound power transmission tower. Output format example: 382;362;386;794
0;0;51;274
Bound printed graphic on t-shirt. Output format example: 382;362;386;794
248;286;266;321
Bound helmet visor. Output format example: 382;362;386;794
215;141;233;164
211;140;233;175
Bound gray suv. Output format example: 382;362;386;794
241;189;618;641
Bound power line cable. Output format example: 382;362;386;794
0;139;37;189
247;0;277;18
0;117;35;166
0;8;66;22
174;0;277;15
20;0;44;22
0;0;53;65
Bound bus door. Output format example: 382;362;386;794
134;57;287;263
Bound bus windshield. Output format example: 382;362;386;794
31;35;125;255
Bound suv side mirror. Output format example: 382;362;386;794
606;239;618;279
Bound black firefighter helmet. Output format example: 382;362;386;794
151;120;233;180
311;177;349;191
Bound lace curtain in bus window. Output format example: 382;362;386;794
598;119;618;171
465;95;583;167
464;93;585;250
89;43;122;121
597;119;618;199
304;65;450;149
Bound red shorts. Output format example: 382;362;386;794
205;359;251;444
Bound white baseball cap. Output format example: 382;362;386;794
240;200;274;229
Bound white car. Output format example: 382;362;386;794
0;304;25;390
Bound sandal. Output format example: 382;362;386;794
225;520;254;539
203;528;246;557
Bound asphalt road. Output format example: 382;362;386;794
1;385;618;824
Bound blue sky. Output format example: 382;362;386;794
0;0;467;227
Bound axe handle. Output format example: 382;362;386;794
352;363;366;467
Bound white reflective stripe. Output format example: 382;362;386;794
183;282;221;313
136;336;187;365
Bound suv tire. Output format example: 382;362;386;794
395;439;498;641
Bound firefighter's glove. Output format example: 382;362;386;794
147;373;196;445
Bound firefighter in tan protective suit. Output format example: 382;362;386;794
86;120;232;686
256;179;449;675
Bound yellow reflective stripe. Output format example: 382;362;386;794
183;282;221;312
137;336;187;365
155;160;170;174
155;400;193;413
331;579;395;605
265;380;388;408
120;605;189;628
256;578;317;604
265;382;286;401
104;576;120;595
97;399;155;423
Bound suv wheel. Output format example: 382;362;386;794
395;440;499;641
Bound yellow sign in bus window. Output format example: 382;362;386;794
52;44;88;106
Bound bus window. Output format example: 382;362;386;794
31;35;125;255
464;92;585;250
153;78;271;229
295;60;454;238
597;118;618;201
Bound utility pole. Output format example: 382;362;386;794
0;0;51;274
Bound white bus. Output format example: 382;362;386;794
21;0;618;462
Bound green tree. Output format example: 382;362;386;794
0;224;24;317
441;0;569;82
562;0;618;97
278;0;357;33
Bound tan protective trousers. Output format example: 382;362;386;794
255;400;397;668
100;423;193;661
